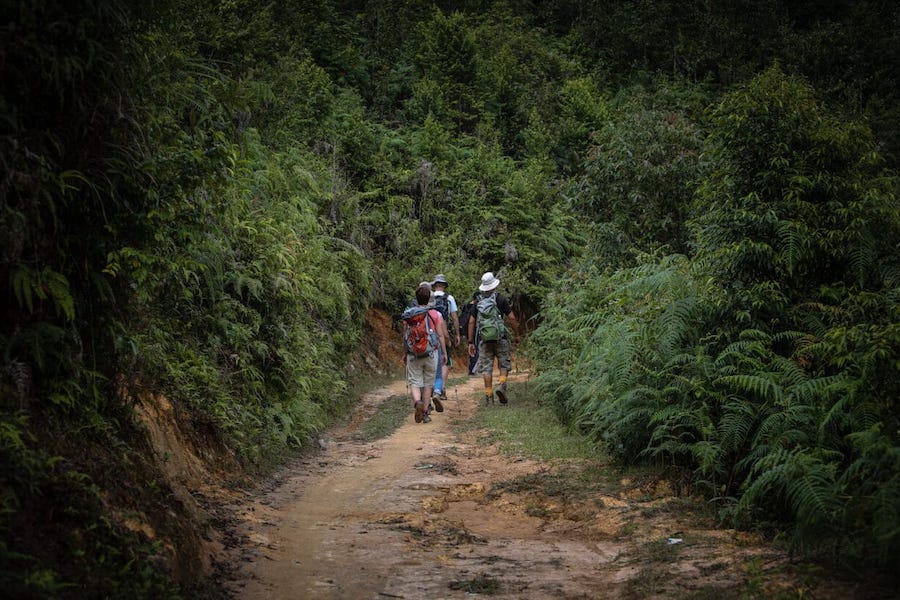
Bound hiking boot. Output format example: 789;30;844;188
423;413;432;423
496;382;508;404
414;401;424;423
433;395;444;413
485;393;494;405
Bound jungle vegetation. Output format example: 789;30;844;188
1;0;897;596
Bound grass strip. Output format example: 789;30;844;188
473;381;597;461
354;394;410;441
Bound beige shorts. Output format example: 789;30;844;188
406;352;438;388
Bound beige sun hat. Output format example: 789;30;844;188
478;272;500;292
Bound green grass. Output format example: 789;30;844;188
473;381;597;461
448;574;501;594
470;380;618;501
354;394;410;441
445;375;470;388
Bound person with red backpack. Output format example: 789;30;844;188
401;282;448;423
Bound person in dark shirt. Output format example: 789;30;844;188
466;272;517;404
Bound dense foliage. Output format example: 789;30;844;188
2;0;898;596
530;67;899;567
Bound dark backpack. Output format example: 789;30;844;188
459;300;475;338
401;306;439;357
476;293;505;342
432;293;451;323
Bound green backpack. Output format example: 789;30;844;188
476;293;505;342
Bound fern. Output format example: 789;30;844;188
737;447;841;535
656;295;702;355
717;374;785;404
776;219;809;277
718;397;759;456
9;267;75;320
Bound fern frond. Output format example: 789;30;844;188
738;328;772;341
41;268;75;320
740;447;840;528
718;397;758;454
792;374;845;406
714;339;767;367
717;374;784;403
776;219;809;276
657;295;701;354
848;233;876;287
768;354;808;388
784;456;840;525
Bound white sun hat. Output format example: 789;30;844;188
478;272;500;292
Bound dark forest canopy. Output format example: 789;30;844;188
1;0;898;596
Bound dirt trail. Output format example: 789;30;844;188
218;372;859;600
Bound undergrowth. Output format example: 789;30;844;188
0;413;183;599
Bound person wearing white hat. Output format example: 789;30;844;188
467;272;518;404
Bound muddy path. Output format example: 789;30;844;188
216;372;861;599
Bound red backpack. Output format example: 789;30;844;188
401;306;439;357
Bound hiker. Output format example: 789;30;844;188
431;274;461;347
459;293;479;375
467;272;518;404
401;282;448;423
430;273;459;402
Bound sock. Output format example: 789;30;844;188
499;375;507;385
485;386;493;396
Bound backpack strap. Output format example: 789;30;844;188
401;305;429;320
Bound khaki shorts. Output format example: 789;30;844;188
475;338;512;374
406;352;438;388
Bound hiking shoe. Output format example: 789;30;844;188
414;401;424;423
423;413;432;423
485;393;494;405
496;382;508;404
433;395;444;413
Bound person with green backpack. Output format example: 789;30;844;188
466;272;518;405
